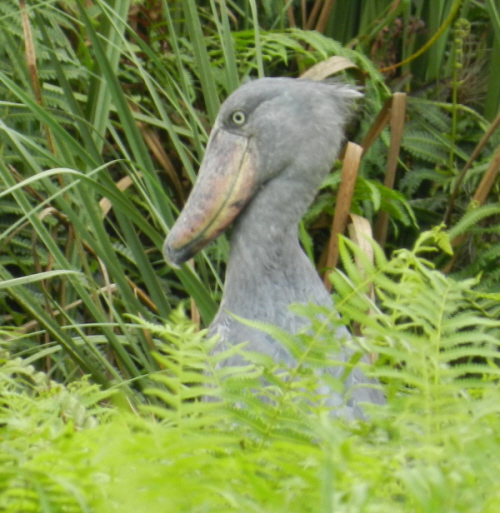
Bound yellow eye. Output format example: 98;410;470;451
231;110;246;125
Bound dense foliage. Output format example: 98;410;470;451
0;0;499;511
2;232;500;512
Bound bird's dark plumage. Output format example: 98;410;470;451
164;78;384;418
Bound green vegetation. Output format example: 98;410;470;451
2;231;500;511
0;0;499;511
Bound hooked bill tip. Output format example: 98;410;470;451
163;232;203;269
162;239;183;269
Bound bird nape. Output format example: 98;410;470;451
163;77;384;419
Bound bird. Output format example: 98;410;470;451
163;77;384;419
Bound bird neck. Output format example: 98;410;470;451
232;175;313;263
221;174;329;317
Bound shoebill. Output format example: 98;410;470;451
163;77;384;418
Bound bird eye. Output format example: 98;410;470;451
231;110;246;125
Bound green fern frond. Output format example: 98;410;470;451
403;129;449;165
132;309;256;428
332;229;500;421
0;352;114;512
448;203;500;240
400;167;451;195
407;97;451;133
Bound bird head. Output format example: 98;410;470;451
163;78;360;267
